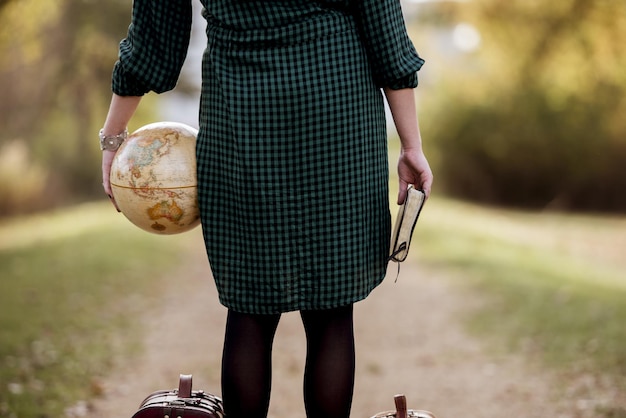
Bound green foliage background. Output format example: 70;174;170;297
1;2;625;415
410;0;626;211
1;0;625;215
0;0;159;216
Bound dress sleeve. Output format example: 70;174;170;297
350;0;425;89
112;0;193;96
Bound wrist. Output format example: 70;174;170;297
400;144;424;154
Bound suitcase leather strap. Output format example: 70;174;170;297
394;394;408;418
178;374;193;398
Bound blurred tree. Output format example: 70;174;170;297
419;0;626;211
0;0;139;215
0;0;12;11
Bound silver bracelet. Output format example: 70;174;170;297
99;129;128;151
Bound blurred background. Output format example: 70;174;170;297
1;0;625;216
1;0;625;417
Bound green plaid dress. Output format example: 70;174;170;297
112;0;424;314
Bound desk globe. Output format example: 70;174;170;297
110;122;200;235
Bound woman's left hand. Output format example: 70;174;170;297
102;150;121;212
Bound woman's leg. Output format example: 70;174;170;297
221;309;281;418
300;304;355;418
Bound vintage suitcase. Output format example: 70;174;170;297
132;374;224;418
371;394;437;418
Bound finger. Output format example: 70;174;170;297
421;173;434;199
110;196;121;213
397;179;409;205
103;183;121;213
108;194;121;213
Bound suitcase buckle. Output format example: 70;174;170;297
170;399;201;407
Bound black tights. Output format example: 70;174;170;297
221;305;355;418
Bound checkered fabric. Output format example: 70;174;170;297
112;0;424;314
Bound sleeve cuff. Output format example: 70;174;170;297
111;61;148;97
386;71;419;90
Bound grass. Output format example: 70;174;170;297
413;197;626;389
388;136;626;392
0;202;195;417
2;172;626;416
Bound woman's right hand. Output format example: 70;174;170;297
397;147;433;205
382;87;433;205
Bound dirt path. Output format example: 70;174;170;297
89;234;594;418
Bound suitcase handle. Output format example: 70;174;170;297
178;374;193;398
394;395;408;418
